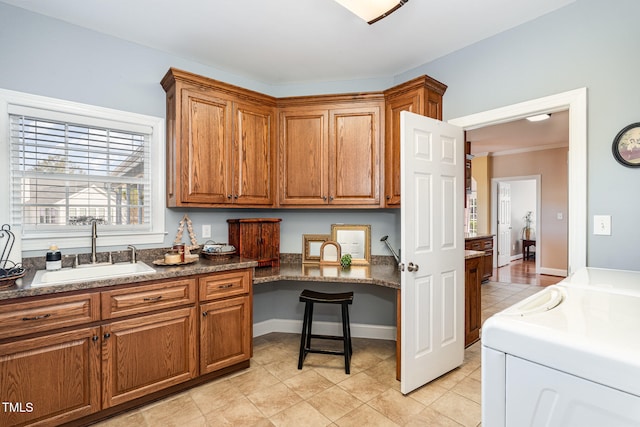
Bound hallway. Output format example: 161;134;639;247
491;258;563;287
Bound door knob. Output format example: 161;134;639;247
407;262;419;272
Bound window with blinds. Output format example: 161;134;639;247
9;114;152;234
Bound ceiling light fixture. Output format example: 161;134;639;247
526;113;551;122
334;0;409;25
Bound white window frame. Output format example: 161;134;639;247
0;88;166;251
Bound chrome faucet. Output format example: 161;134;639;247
128;245;137;263
90;220;98;264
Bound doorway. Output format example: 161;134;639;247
492;176;542;273
449;88;586;275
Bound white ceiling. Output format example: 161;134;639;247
467;110;569;155
3;0;573;153
2;0;574;85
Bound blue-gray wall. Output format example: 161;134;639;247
1;0;638;270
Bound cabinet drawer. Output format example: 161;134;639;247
199;269;251;302
482;239;493;250
0;293;100;340
102;278;196;319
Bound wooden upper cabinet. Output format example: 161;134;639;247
383;75;447;207
233;101;276;205
279;108;329;205
278;96;383;207
161;68;276;207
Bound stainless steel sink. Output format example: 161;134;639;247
31;261;156;287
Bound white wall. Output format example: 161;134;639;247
510;180;537;256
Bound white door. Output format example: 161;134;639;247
497;182;511;267
400;111;465;395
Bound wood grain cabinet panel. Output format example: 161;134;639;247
465;236;494;282
200;296;251;374
101;307;198;408
162;68;276;207
101;278;196;319
278;100;383;207
227;218;281;267
199;269;251;301
0;293;100;340
465;256;483;346
383;75;447;207
0;327;101;427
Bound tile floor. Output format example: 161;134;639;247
95;282;544;427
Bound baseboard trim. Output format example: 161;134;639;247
539;267;567;277
253;319;396;341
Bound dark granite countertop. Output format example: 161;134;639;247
465;250;486;259
0;256;258;302
465;233;495;240
254;262;401;289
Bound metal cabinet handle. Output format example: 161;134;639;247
218;283;233;289
227;194;232;199
322;196;327;201
22;314;51;321
103;333;111;339
407;262;419;272
143;296;163;302
202;311;208;317
92;336;99;342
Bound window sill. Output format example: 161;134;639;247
22;231;167;252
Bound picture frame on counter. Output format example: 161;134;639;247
331;224;371;265
302;234;330;263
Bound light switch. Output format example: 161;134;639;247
557;212;563;220
202;224;212;238
593;215;611;236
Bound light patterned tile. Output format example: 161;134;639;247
335;404;399;427
306;385;363;422
92;410;146;427
367;388;425;425
206;395;272;426
190;378;244;414
431;391;482;427
407;382;449;406
141;393;203;426
405;407;464;427
283;369;334;399
228;365;281;395
336;371;388;402
246;382;302;417
451;376;482;404
269;401;332;427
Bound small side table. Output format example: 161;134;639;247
522;239;536;260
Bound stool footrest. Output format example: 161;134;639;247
304;348;348;356
309;334;344;341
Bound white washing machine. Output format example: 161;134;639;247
482;269;640;427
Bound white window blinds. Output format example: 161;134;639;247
9;112;152;234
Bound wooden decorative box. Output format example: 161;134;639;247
227;218;282;267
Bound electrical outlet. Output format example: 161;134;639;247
593;215;611;236
202;224;211;238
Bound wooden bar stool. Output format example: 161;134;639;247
297;289;354;374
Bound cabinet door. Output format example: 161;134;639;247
0;327;101;427
233;101;275;205
384;92;421;206
465;257;482;346
180;89;233;204
102;307;197;408
200;295;251;374
279;108;329;205
329;106;381;205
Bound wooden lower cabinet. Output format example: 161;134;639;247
0;268;253;427
465;236;494;282
101;307;198;408
465;255;483;346
0;327;101;427
200;295;251;374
